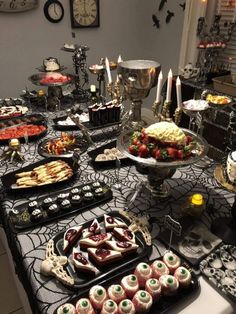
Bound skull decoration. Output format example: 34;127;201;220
180;63;200;79
226;151;236;185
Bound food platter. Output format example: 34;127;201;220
0;102;28;120
1;157;79;193
52;212;151;289
200;244;236;303
29;73;74;87
54;253;199;314
88;140;133;169
0;118;47;145
118;128;208;168
53;115;121;131
38;133;89;158
8;181;113;232
206;94;232;106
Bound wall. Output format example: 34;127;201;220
0;0;184;107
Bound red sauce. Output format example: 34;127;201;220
74;252;88;265
117;242;131;248
95;248;111;259
107;216;114;224
124;229;133;240
65;229;77;242
88;222;98;233
89;233;107;242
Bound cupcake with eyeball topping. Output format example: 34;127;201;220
145;278;161;302
132;290;153;313
108;284;126;304
121;274;139;298
89;285;107;310
151;260;170;279
134;262;153;287
101;299;118;314
159;274;179;296
57;303;76;314
118;299;135;314
163;251;181;274
75;298;95;314
174;266;192;287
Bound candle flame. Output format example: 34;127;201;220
168;69;173;78
176;76;181;85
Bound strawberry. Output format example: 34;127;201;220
154;149;161;160
166;147;177;159
138;144;149;158
186;135;193;144
132;138;141;146
176;149;184;159
128;145;138;155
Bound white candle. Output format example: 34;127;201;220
155;71;163;103
233;5;236;23
105;57;112;83
176;76;182;109
166;69;173;103
117;55;123;63
217;0;221;15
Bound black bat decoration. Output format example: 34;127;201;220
159;0;167;11
152;14;160;28
179;2;186;11
166;10;174;24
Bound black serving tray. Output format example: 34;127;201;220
1;157;79;193
200;244;236;303
52;211;152;289
0;113;45;126
88;140;133;169
54;255;199;314
53;115;121;131
38;134;89;158
9;181;113;232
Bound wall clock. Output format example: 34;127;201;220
0;0;39;12
70;0;100;28
44;0;64;23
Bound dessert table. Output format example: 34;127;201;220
0;106;235;314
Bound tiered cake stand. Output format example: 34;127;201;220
118;128;208;198
29;73;74;110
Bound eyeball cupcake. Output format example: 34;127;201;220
134;262;153;287
163;251;181;274
121;274;139;298
57;303;76;314
118;299;135;314
101;299;118;314
151;260;170;279
75;298;95;314
132;290;153;313
145;278;161;302
159;274;179;296
89;285;107;310
174;266;192;288
108;284;126;304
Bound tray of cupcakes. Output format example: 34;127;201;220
55;251;199;314
51;212;152;290
8;181;112;231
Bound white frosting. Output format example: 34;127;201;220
118;300;135;314
136;263;152;276
102;299;118;313
57;303;75;314
89;285;107;302
146;278;161;292
76;298;93;314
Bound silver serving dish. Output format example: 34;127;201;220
29;73;74;87
117;128;208;198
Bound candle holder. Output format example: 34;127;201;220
0;139;24;162
158;100;172;122
152;101;161;119
174;107;183;125
106;82;113;98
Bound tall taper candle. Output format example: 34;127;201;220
105;57;112;83
166;69;173;102
155;70;163;103
176;76;182;109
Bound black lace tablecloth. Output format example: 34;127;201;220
0;107;235;314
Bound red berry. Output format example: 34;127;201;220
166;147;177;159
128;145;138;155
138;144;149;158
176;150;184;159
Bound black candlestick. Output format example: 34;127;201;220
211;196;236;245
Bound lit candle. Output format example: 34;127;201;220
117;55;123;63
200;0;207;17
176;76;182;109
105;57;112;83
166;69;173;103
155;71;163;103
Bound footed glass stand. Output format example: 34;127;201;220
118;128;208;198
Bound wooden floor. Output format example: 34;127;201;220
0;237;25;314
